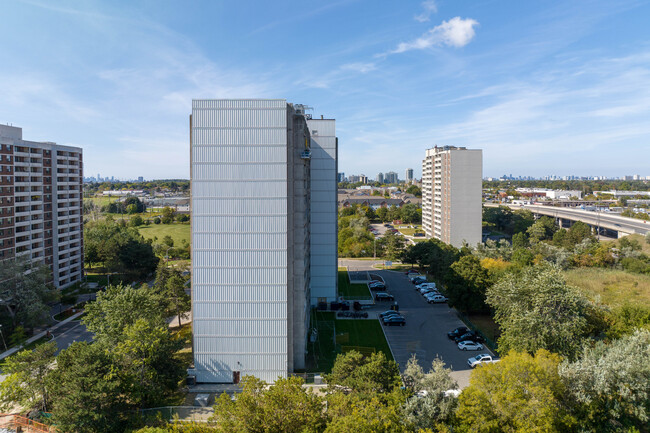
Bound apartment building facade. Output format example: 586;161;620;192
422;146;482;248
190;99;337;383
0;125;83;288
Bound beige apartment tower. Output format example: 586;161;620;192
422;146;482;248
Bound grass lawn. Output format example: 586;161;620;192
306;311;393;373
338;267;371;300
397;227;425;236
564;267;650;308
138;223;191;246
85;196;117;207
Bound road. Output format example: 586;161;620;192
51;320;94;354
339;259;490;388
486;203;650;236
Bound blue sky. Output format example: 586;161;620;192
1;0;650;180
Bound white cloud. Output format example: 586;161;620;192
340;62;377;73
391;17;479;54
414;0;437;22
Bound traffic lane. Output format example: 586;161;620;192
52;321;94;354
375;269;491;374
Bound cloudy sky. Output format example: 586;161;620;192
1;0;650;180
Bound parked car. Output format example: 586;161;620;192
426;294;447;304
382;316;406;326
411;277;427;285
408;274;426;281
368;282;386;291
414;232;425;237
416;282;437;290
405;269;419;275
447;327;469;339
419;287;435;295
379;310;401;319
455;332;481;343
375;292;394;302
468;354;499;368
368;280;386;288
458;340;484;351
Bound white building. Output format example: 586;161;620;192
422;146;482;248
306;116;338;306
0;125;83;288
405;168;414;183
189;99;336;384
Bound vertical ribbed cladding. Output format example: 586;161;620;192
191;99;291;384
307;119;337;305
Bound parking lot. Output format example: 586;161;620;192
340;259;494;388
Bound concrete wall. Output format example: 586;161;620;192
306;118;337;304
448;149;482;247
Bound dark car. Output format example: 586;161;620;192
455;332;482;343
411;277;427;285
405;269;419;275
375;292;395;302
447;327;469;340
382;316;406;326
414;232;425;237
379;310;401;319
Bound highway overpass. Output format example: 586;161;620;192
485;203;650;238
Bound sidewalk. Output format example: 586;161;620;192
0;311;85;361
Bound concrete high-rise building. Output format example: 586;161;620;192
337;172;345;183
0;125;83;288
377;172;384;184
405;168;414;183
189;99;337;383
385;171;399;184
306;115;338;306
422;146;482;248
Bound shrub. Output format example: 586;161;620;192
153;217;161;225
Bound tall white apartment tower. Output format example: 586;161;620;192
422;146;482;248
190;99;336;383
0;125;83;288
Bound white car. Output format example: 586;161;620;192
416;282;436;290
426;294;447;303
419;287;435;295
458;340;484;351
468;354;499;368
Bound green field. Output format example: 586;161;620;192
338;267;372;299
306;311;393;373
564;267;650;308
138;223;191;246
85;196;117;207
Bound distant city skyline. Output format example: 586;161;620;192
2;1;650;179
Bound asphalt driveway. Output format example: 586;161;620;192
339;259;493;388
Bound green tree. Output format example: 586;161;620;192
444;255;492;313
387;205;400;222
126;203;138;214
406;184;422;197
0;341;56;412
486;264;596;359
379;231;406;261
402;356;458;430
455;350;575;433
161;206;175;224
83;283;166;346
559;329;650;432
512;209;535;234
526;216;558;244
376;206;389;222
113;319;185;409
165;272;191;327
324;391;409;433
130;214;144;227
162;235;175;248
0;256;59;330
400;203;420;224
210;376;326;433
325;351;401;397
47;342;130;433
512;232;528;249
